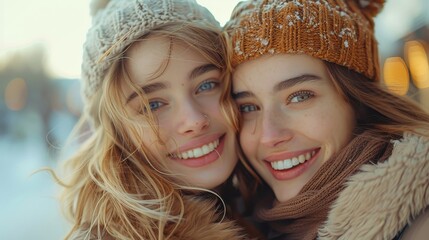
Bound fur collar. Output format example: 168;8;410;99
318;132;429;239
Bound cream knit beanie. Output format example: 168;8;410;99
225;0;385;81
82;0;219;99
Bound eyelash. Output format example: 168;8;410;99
196;80;219;94
238;104;258;113
286;90;315;104
137;79;220;114
138;99;166;114
237;90;315;114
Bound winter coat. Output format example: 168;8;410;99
69;196;248;240
318;132;429;240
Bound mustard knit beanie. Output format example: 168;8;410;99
225;0;385;81
82;0;219;99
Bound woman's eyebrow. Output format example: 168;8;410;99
126;82;166;103
126;64;219;103
189;63;219;80
232;74;321;100
232;91;254;100
274;74;321;92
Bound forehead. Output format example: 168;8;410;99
125;36;171;79
125;36;208;83
232;54;327;89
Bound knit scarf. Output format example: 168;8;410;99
255;131;394;240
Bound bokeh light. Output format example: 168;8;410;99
405;40;429;89
383;57;410;95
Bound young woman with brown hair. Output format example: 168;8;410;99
226;0;429;239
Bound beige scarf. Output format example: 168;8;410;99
255;131;394;240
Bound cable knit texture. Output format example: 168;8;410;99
82;0;219;99
225;0;384;81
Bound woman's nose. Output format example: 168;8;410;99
259;112;293;148
177;101;210;136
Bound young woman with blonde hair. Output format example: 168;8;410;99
226;0;429;239
56;0;252;239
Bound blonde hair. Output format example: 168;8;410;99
58;22;239;240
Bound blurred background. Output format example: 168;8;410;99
0;0;428;239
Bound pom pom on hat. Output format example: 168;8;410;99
229;0;257;21
89;0;110;17
346;0;385;18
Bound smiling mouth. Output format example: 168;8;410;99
169;138;220;159
269;150;317;170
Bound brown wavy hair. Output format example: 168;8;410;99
236;60;429;206
324;61;429;136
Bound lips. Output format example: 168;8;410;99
270;150;316;170
168;135;226;168
264;148;321;180
169;138;220;159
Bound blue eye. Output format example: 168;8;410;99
140;100;165;114
239;104;258;113
148;101;164;111
149;101;162;111
196;80;218;93
288;90;314;103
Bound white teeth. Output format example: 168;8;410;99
171;139;220;159
202;145;210;154
299;154;306;163
292;157;299;166
187;150;194;158
284;160;293;169
277;161;283;169
270;150;316;170
193;148;203;158
305;152;311;161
